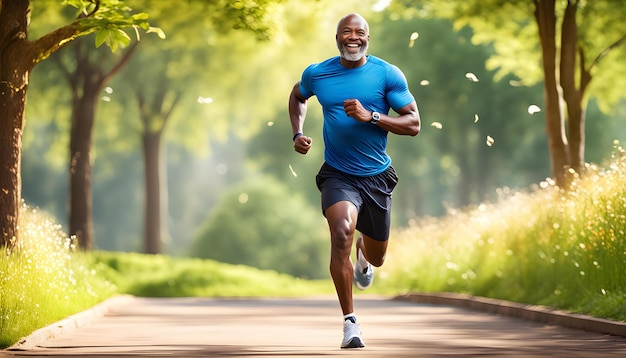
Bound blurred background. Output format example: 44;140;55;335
20;0;626;279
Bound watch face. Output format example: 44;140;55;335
373;112;380;120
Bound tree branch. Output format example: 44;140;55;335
589;33;626;71
85;0;101;18
27;21;84;67
102;41;139;84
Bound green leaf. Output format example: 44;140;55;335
94;28;110;48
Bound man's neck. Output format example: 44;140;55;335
340;55;367;69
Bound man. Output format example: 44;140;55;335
288;13;420;348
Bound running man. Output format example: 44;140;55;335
288;13;420;348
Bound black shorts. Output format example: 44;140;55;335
315;162;398;242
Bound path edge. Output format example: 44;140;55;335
6;294;136;351
395;292;626;337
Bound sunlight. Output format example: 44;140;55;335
372;0;391;12
216;163;228;175
197;96;214;104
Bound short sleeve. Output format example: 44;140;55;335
385;65;414;110
298;65;315;99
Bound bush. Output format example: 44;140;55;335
189;175;329;279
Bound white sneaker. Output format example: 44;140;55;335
341;317;365;348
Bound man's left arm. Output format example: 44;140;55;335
373;102;420;136
343;99;420;136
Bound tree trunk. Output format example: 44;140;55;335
69;85;98;250
63;40;138;250
534;0;570;186
143;130;163;254
560;0;584;175
0;0;32;247
0;78;26;248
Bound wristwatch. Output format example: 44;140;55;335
370;111;380;124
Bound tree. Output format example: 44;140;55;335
391;0;626;186
0;0;153;247
113;0;285;254
29;1;164;251
56;38;141;250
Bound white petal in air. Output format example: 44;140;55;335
474;114;479;123
528;104;541;114
289;164;298;177
409;32;419;48
431;122;443;129
465;72;479;82
486;135;495;146
420;80;430;86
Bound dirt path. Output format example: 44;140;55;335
4;295;626;357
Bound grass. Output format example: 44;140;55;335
0;206;117;348
85;251;333;298
2;143;626;348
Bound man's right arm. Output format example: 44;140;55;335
289;81;312;154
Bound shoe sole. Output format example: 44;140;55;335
354;265;373;290
341;337;365;348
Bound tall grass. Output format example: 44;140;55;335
0;205;117;348
380;143;626;321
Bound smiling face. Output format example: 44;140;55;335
335;14;369;66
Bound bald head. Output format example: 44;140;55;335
336;13;369;35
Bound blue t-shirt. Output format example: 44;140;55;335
299;55;414;176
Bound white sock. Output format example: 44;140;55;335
344;313;356;323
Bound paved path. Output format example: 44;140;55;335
3;295;626;357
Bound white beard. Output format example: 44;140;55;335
338;43;368;62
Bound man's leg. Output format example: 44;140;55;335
356;235;388;267
325;200;359;315
325;200;366;348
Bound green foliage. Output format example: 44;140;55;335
189;175;329;279
62;0;155;52
394;0;626;111
379;143;626;321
